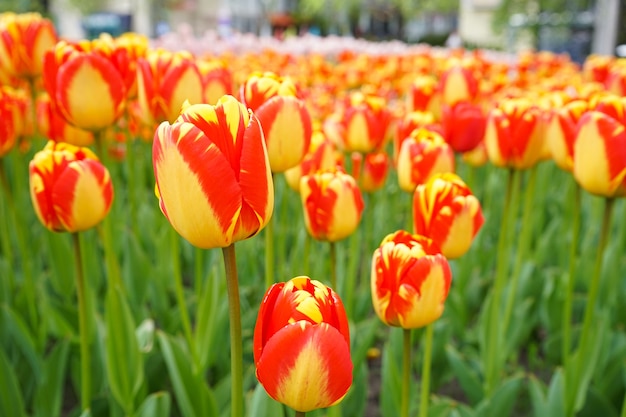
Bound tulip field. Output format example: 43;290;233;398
2;11;626;417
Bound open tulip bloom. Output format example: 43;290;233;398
254;276;353;413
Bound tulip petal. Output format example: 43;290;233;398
256;321;353;412
160;63;203;123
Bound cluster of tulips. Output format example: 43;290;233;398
1;10;626;417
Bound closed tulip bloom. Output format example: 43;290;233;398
394;110;443;163
153;95;274;249
137;49;203;126
105;32;149;99
371;230;452;329
338;91;392;153
413;173;484;259
0;86;30;146
239;71;298;113
29;141;113;232
43;40;126;131
351;151;390;193
0;12;57;79
484;98;545;170
441;101;486;153
0;90;17;157
254;276;352;412
439;63;479;106
397;128;455;193
546;99;589;172
198;57;233;104
573;96;626;197
37;93;94;147
300;167;364;242
406;75;440;115
284;129;343;192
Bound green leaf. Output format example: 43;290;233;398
195;270;223;373
105;287;144;414
136;319;155;353
444;344;484;405
246;383;283;417
157;331;217;417
0;304;42;382
546;369;565;417
34;340;70;417
527;374;548;417
134;391;171;417
0;348;27;417
474;374;523;417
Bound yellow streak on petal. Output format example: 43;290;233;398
65;63;116;130
167;67;203;123
346;112;371;152
155;129;231;248
218;95;248;143
294;295;323;323
441;199;475;259
399;264;446;329
65;162;108;231
277;334;331;412
573;118;611;196
267;101;306;172
326;176;361;242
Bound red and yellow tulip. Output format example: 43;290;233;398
29;141;113;232
0;12;57;79
546;99;589;172
413;173;484;259
441;101;486;153
300;167;364;242
36;93;94;147
371;230;452;328
198;57;233;104
253;276;352;412
43;39;126;132
137;48;203;126
439;63;479;106
396;128;455;193
573;95;626;197
351;150;390;193
153;95;274;248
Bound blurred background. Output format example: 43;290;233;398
1;0;622;62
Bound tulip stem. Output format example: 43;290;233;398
502;166;537;338
329;241;337;290
265;209;275;289
223;243;243;417
295;412;306;417
170;229;198;369
401;328;412;417
0;160;16;296
567;197;615;416
562;182;581;374
72;232;91;410
419;324;434;417
484;168;518;396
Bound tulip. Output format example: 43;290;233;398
334;91;392;153
198;57;233;104
153;94;274;249
284;129;343;192
0;86;30;154
43;40;126;132
441;101;486;153
483;97;545;170
413;173;484;259
394;110;443;164
36;93;94;147
108;32;149;99
0;12;57;79
351;151;390;193
137;48;204;126
396;128;455;193
546;99;589;172
254;276;352;412
573;97;626;198
0;91;17;157
300;167;364;242
406;75;440;115
240;72;312;173
371;230;452;329
439;63;479;106
29;140;114;232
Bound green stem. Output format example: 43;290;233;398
484;168;518;395
170;229;198;369
303;233;310;276
401;328;412;417
620;390;626;417
100;217;123;291
265;210;275;290
124;129;138;228
567;197;615;416
502;167;537;336
419;324;434;417
223;244;243;417
562;183;581;367
329;241;337;290
194;246;204;300
295;411;306;417
0;160;16;295
72;233;91;410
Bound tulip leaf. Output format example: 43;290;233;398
546;368;566;417
0;348;27;417
134;391;171;417
0;304;42;382
157;331;217;417
473;373;523;417
45;232;76;297
380;333;402;417
34;340;70;417
105;287;144;414
136;319;155;353
527;374;549;417
577;387;619;417
247;382;283;417
195;269;224;373
444;344;484;405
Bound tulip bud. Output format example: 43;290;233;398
546;99;589;172
371;230;452;329
254;276;352;412
29;141;114;232
351;151;390;193
441;101;486;153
